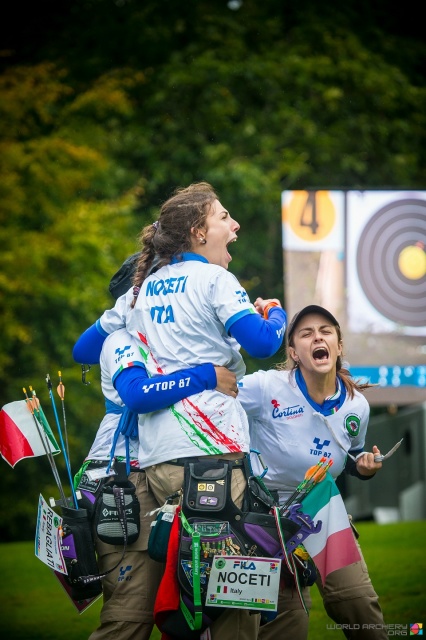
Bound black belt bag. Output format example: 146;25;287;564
183;458;232;514
94;462;141;546
95;481;140;546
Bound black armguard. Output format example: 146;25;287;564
344;456;376;481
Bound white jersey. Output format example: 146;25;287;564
99;267;247;378
238;369;369;501
85;328;144;463
126;258;252;379
99;288;134;336
121;256;254;467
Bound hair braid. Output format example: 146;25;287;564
130;182;218;308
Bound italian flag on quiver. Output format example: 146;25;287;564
300;472;361;584
0;400;60;468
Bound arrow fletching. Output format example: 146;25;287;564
57;371;65;401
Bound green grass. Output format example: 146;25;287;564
1;521;424;639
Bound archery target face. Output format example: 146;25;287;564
347;191;426;335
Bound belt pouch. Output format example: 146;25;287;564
183;459;231;515
148;503;177;562
95;479;140;546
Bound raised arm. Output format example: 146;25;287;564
229;298;287;358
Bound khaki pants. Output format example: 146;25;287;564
145;459;260;640
258;535;387;640
89;471;164;640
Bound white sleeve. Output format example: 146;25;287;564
209;270;256;333
237;371;266;418
99;287;134;334
101;329;145;382
349;394;370;452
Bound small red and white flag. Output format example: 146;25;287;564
0;400;60;468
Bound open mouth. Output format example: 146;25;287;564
226;237;237;260
313;346;329;362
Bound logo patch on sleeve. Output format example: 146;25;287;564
344;414;361;437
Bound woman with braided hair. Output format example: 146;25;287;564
73;181;287;640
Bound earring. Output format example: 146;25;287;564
199;237;206;244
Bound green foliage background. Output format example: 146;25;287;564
1;0;425;540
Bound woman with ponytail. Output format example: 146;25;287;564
237;305;387;640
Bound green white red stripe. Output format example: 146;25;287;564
301;472;361;583
0;400;60;468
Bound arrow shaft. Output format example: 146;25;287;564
46;381;79;509
23;391;68;505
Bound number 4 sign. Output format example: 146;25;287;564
282;190;344;252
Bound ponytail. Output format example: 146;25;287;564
130;182;218;308
337;364;374;399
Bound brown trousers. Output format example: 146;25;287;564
89;471;164;640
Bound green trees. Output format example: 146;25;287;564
0;63;144;539
1;0;425;539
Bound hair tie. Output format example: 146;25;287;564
152;221;159;230
133;286;140;298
